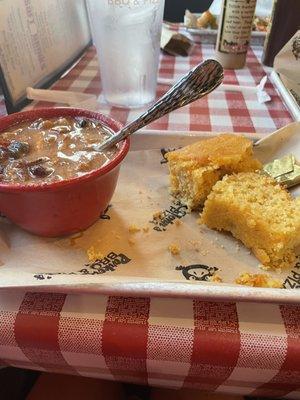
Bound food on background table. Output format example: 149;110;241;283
196;10;218;30
184;9;268;32
0;117;118;184
201;172;300;269
184;9;198;29
252;16;270;32
166;134;261;210
160;26;193;57
184;9;217;30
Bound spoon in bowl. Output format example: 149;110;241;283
97;59;224;151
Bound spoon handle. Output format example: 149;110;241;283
99;59;223;150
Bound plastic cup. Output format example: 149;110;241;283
86;0;165;108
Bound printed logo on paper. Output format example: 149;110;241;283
100;204;112;220
176;264;218;281
283;260;300;289
149;200;188;232
160;147;180;164
34;251;131;280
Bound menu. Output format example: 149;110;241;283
0;0;91;113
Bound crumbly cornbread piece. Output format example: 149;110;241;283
168;243;181;255
128;224;141;233
210;274;223;283
87;246;104;262
128;238;136;246
201;172;300;269
166;134;261;210
235;273;282;288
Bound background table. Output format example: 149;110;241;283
0;43;299;398
27;44;292;133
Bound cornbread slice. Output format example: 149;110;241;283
166;134;261;209
201;172;300;269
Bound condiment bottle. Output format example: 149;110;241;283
262;0;300;67
215;0;258;69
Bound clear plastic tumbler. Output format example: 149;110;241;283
86;0;165;108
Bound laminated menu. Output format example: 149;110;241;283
0;0;91;112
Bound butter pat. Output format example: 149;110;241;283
263;154;300;188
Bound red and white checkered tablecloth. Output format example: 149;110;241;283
0;44;299;398
0;292;300;398
24;44;293;134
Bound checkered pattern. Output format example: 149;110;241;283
0;43;298;396
0;292;299;398
1;44;291;134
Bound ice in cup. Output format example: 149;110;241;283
86;0;165;108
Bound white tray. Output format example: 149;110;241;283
185;27;265;46
0;125;299;303
163;15;266;46
270;70;300;122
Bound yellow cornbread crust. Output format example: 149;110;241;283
166;134;261;210
201;172;300;269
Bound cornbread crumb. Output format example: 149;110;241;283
260;264;271;271
128;224;141;234
128;238;136;246
201;172;300;269
189;240;200;246
143;227;149;233
175;219;182;226
153;211;163;220
188;240;201;252
87;246;104;261
210;274;223;283
235;273;283;288
166;134;261;210
168;243;181;255
115;234;121;240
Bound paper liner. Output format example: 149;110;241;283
0;124;299;300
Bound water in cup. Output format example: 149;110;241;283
86;0;165;108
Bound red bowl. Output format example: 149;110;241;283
0;107;130;237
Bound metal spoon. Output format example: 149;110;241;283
97;59;224;151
